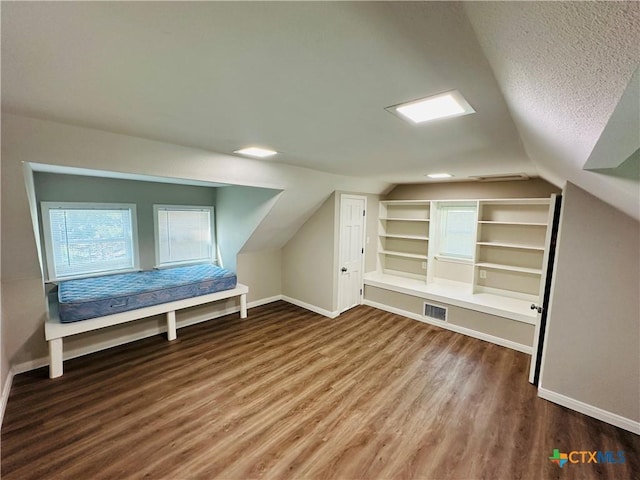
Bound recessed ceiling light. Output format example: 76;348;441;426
427;173;453;179
233;147;278;158
386;90;475;124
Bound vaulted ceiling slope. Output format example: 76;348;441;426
1;2;532;183
464;2;640;220
1;2;638;219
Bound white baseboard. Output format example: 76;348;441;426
13;358;49;375
281;296;339;319
248;295;284;309
538;387;640;435
178;294;284;328
12;295;284;376
362;299;532;355
1;367;15;428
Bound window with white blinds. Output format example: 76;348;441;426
41;202;139;281
154;205;215;267
437;203;477;260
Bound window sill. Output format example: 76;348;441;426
154;260;216;270
47;267;142;283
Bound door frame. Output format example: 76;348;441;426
529;193;562;384
337;194;367;315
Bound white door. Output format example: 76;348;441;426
338;195;367;314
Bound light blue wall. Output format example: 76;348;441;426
34;172;282;276
216;185;282;272
34;173;217;273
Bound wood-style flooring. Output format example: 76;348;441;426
2;302;639;479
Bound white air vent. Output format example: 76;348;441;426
424;302;447;321
470;173;530;182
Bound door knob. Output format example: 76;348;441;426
531;304;543;313
341;267;348;272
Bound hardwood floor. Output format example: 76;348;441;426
2;301;638;479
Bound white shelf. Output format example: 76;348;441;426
375;196;552;318
381;200;431;205
478;221;547;227
380;217;430;222
380;234;429;240
476;242;544;251
475;262;542;275
479;198;551;206
364;271;537;324
380;250;428;260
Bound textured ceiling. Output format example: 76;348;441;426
2;2;639;218
583;67;639;171
463;1;640;219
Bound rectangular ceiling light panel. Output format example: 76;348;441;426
387;90;475;124
234;147;278;158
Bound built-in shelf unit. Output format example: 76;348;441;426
369;196;555;325
473;198;551;302
365;195;558;358
378;201;431;280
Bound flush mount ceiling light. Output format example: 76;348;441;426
386;90;475;124
233;147;278;158
427;173;453;179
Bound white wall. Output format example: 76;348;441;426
1;114;388;370
282;193;337;313
1;152;9;422
282;192;380;315
360;193;381;274
540;182;640;427
237;250;282;303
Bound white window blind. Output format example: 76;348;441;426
438;204;477;260
41;203;138;280
154;205;214;267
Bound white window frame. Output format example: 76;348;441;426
153;205;216;268
41;202;140;282
434;201;478;263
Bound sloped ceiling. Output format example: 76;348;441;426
2;1;639;219
463;1;640;219
1;2;534;183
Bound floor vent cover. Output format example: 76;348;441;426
424;303;447;321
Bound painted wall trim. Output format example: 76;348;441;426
363;299;532;354
1;368;15;429
281;296;340;319
11;295;283;375
538;387;640;435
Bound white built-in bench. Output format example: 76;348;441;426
45;283;248;379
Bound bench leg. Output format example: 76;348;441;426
240;293;248;319
167;311;177;341
49;338;63;379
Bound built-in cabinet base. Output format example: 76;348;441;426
364;272;535;353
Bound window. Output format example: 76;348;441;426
154;205;215;267
41;202;139;281
437;203;477;260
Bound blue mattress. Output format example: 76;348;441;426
57;264;237;323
